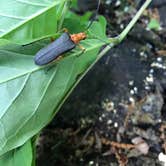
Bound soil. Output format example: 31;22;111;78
36;1;166;166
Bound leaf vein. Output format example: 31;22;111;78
3;68;58;149
0;74;30;150
0;74;30;120
0;13;26;20
15;0;49;7
0;0;63;37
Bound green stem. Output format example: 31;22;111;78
109;0;152;45
79;0;152;82
118;0;151;42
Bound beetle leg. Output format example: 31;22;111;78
45;55;63;70
46;55;64;70
62;28;69;33
76;44;86;57
50;37;55;42
78;44;86;51
56;55;63;61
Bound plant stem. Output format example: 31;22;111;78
84;0;152;75
118;0;152;43
109;0;152;45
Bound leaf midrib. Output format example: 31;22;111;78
0;41;104;85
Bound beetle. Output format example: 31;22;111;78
34;0;100;66
34;32;86;65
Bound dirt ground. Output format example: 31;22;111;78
37;1;166;165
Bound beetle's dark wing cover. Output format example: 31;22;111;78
34;33;76;65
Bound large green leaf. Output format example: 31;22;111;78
0;17;106;155
0;140;33;166
0;0;66;44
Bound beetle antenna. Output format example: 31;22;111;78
85;0;101;30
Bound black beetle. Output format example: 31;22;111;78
34;0;100;66
34;32;86;65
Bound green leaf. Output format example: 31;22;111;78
71;0;78;9
0;17;106;155
0;140;33;166
63;11;92;33
0;0;66;44
148;18;160;30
